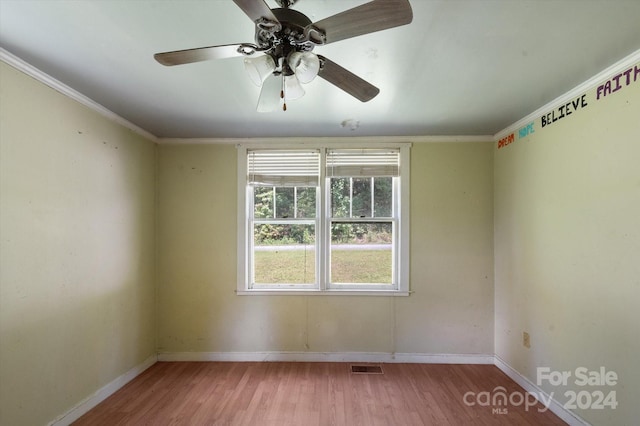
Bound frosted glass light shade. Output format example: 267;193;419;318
244;55;276;86
257;74;282;112
284;75;305;100
287;51;320;84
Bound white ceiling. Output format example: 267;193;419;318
1;0;640;139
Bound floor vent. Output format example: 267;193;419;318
350;364;384;374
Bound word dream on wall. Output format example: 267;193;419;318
497;63;639;150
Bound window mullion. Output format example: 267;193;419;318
370;177;374;217
349;177;353;218
272;186;276;219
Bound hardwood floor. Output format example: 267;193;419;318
74;362;566;425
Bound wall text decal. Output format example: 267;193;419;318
497;61;639;151
596;65;639;100
497;133;515;149
518;122;535;138
497;122;534;150
541;94;588;128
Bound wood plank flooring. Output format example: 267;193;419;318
74;362;566;425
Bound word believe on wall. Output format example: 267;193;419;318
541;94;587;128
497;63;639;150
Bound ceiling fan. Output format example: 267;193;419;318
154;0;413;111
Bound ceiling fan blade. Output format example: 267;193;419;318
233;0;281;29
154;44;258;66
317;55;379;102
257;74;282;112
307;0;412;45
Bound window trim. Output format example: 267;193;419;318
237;142;410;296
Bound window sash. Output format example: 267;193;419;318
328;219;396;288
326;173;399;289
250;220;318;289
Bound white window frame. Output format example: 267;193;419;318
237;142;410;296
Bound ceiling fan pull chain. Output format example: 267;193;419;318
281;73;287;111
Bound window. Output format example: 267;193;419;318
237;143;410;295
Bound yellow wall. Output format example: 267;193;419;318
0;63;157;425
156;142;495;355
494;64;640;424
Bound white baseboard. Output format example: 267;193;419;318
494;355;590;426
157;351;495;364
48;354;157;426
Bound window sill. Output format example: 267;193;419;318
236;289;410;296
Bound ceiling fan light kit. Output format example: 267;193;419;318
284;75;305;100
244;55;276;86
154;0;413;111
287;51;319;84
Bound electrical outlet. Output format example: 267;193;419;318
523;331;531;348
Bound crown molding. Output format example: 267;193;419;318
158;135;493;145
0;48;158;143
494;48;640;140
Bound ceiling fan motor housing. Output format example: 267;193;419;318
256;8;315;75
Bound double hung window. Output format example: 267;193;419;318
238;143;410;295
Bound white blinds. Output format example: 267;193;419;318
247;149;320;186
326;149;400;177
